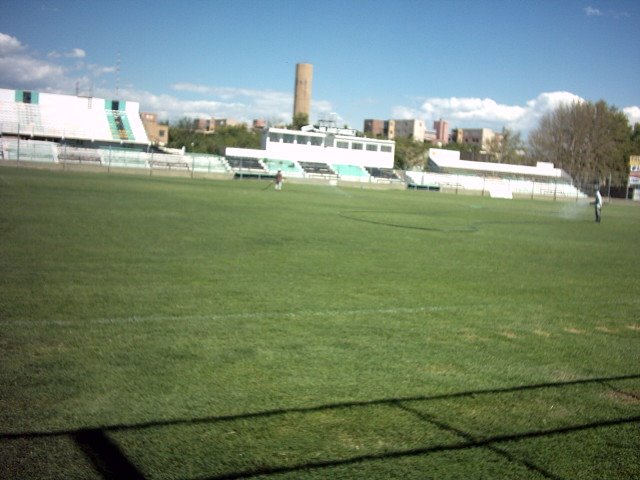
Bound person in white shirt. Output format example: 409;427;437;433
593;187;603;223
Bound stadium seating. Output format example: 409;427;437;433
0;89;149;147
298;161;337;176
365;167;401;180
58;146;102;164
190;154;230;173
263;159;303;175
226;157;266;171
0;137;57;163
331;164;369;179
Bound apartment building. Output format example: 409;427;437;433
192;117;244;134
140;112;169;146
391;119;426;141
453;128;497;151
365;118;441;143
363;119;387;137
433;119;449;145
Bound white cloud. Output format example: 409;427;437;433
585;6;603;16
421;97;526;123
167;82;341;125
0;32;24;55
69;48;86;59
391;105;419;120
0;54;66;86
0;31;114;93
400;91;585;135
168;82;294;122
520;91;584;130
584;6;630;18
624;106;640;125
48;47;86;59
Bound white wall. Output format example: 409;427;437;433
262;129;394;168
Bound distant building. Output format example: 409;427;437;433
214;118;242;129
433;119;449;145
363;119;388;137
365;118;441;143
140;112;169;146
192;117;244;134
194;117;215;133
452;127;497;151
423;129;437;143
391;119;426;141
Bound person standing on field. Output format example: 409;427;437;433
275;170;283;190
593;187;603;223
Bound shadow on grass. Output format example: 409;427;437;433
2;373;639;480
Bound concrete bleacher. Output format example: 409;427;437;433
226;157;266;171
299;161;336;177
189;154;230;173
405;170;586;199
0;137;57;163
366;167;401;181
263;159;303;176
58;146;101;164
0;88;149;147
0;136;233;175
331;164;369;179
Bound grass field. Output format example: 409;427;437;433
1;166;639;480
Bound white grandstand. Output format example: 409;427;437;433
0;88;149;147
0;87;230;174
0;87;586;199
406;148;586;199
226;123;402;183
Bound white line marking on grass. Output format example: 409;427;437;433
0;305;452;327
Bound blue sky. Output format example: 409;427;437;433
1;0;638;136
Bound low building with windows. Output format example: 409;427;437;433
226;123;397;181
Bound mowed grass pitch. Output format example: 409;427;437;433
0;166;639;480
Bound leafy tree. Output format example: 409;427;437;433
393;137;429;170
174;117;196;131
631;122;640;154
485;127;527;164
167;119;260;155
289;113;309;130
528;100;632;188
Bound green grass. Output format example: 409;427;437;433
1;166;639;479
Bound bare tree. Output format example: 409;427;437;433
485;127;526;164
528;100;632;188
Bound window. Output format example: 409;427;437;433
283;134;294;144
310;136;323;146
336;141;349;149
295;135;308;145
111;100;120;111
269;133;280;142
381;145;392;153
352;142;363;150
23;91;32;104
366;144;378;152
